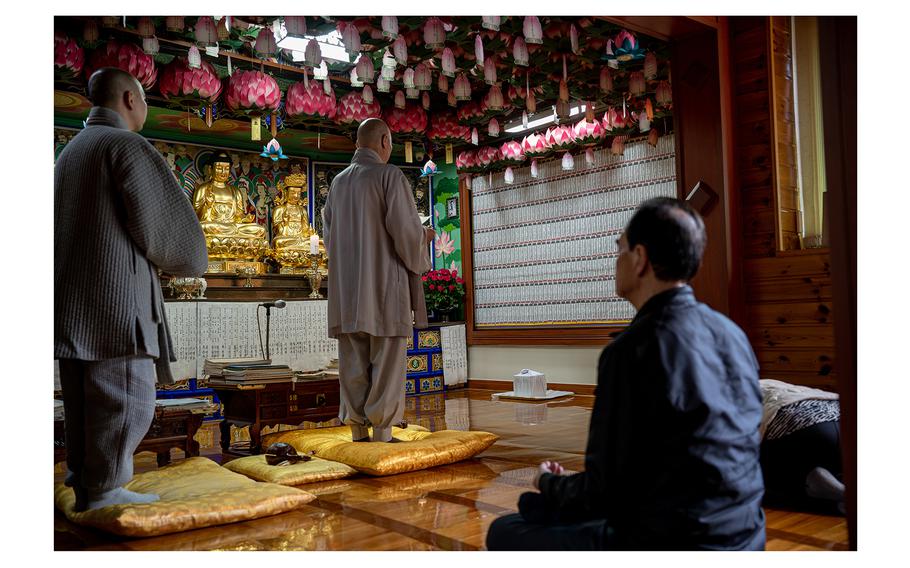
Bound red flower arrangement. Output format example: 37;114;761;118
422;268;465;313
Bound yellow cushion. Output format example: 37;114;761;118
222;455;357;486
54;457;315;537
261;425;499;476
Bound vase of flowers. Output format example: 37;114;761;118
423;268;465;322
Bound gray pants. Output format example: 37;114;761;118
336;333;406;442
58;355;156;492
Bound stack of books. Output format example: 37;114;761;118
203;357;271;377
155;397;217;413
219;363;295;384
324;358;339;378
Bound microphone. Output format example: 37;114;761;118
260;299;287;309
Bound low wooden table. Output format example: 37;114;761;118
211;377;340;455
54;406;205;467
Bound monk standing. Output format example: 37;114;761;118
322;119;434;443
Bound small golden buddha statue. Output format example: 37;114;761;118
269;173;328;274
192;151;269;273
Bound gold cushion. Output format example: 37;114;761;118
262;425;499;476
222;455;357;486
54;457;315;537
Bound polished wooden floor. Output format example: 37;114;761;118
53;388;849;551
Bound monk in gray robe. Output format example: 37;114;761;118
55;68;209;510
322;119;434;442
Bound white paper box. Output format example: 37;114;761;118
513;368;547;398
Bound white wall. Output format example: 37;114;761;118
468;345;604;386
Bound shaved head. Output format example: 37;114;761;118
88;67;143;108
357;118;390;148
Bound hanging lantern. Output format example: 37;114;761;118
377;75;391;93
476;145;503;168
362;84;374;105
422;91;430;110
334;91;382;126
602;107;622;132
166;16;185;33
486;85;504;111
513;36;529;67
471;128;479;146
645;98;654;121
488;118;500;137
385;102;429;137
644;52;658;80
629;71;646;96
137;16;155;38
585;148;595;166
381;62;396;81
522;131;551;157
561;152;574;171
605;38;614;58
225;69;281;115
570;24;579;55
414;63;432;90
639;111;651;132
255;26;277;58
85;40;158;90
611;135;627;155
160;57;223;108
428;111;471;145
484;56;497;85
395;90;406;109
454;73;471;101
437;72;449;93
500;140;525;164
504;167;515;184
423;17;446;50
142;37;159;56
194;16;218;47
441;47;456;77
54;32;85;83
381;48;396;76
474;35;484;67
314;60;329;80
260;137;288;162
406;87;419;99
599;67;613;94
482;16;501;31
324;76;333;96
656;81;672;107
340;21;361;55
573;116;606;146
403;67;415;89
547;124;576;150
382;16;399;39
456;149;477;172
457;101;484;124
187;45;202;69
523;17;543;44
284;16;307;38
349;68;363;87
304;38;322;67
393;36;408;66
556;99;570;120
83;20;99;46
648;128;659;147
355;53;375;83
614;30;645;61
447;88;457;107
101;16;119;28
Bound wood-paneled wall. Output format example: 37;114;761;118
731;17;836;390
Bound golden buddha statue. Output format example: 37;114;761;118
269;172;328;275
192;151;269;273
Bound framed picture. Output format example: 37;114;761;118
446;196;459;219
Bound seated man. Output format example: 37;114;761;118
486;197;766;550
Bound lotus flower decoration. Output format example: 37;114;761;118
54;32;84;82
500;140;526;164
420;160;438;177
522;131;552;157
225;70;281;116
573;117;606;146
523;16;543;45
428;111;471;144
475;145;503;168
382;16;399;39
384;102;428;137
457;101;485;124
656;81;672;108
85;40;158;90
334;91;382;126
260;138;288;161
613;30;645;61
159;57;223;108
456;149;478;171
441;47;456;77
285;79;337;123
546;124;576;150
304;39;322;67
482;16;501;31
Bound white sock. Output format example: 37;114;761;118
85;487;160;511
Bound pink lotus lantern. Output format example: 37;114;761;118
225;70;281;115
602;107;623;132
335;91;382;126
644;52;658;80
476;145;503;168
422;91;430;110
485;86;505;112
530;159;539;178
414;63;432;90
457;101;484;124
546;124;576;150
159;57;222;108
382;16;399;39
284;16;307;38
573;117;606;146
454;73;472;101
656;81;672;107
523;17;543;44
500;140;525;164
522;131;551;157
482;16;500;31
255;26;277;58
142;37;160;56
54;32;84;82
585;148;595;165
561;152;574;171
428;111;471;144
362;84;374;104
166;16;185;33
648;129;659;147
394;90;406;109
83;20;99;46
385;102;428;137
194;16;218;47
488;118;500;137
340;21;361;55
406;87;419;99
424;17;446;50
324;77;333;96
441;47;456;77
377;75;391;93
438;73;449;93
456;149;477;171
393;36;408;66
513;36;529;67
474;35;484;67
629;71;646;96
403;67;415;89
285;79;337;122
137;16;155;38
600;67;613;94
639;111;651;132
188;45;202;69
304;38;322;67
611;135;627;155
447;88;457;107
216;17;231;41
484;55;497;85
471;127;479;146
85;40;158;90
570;24;579;55
355;54;375;83
504;167;515;184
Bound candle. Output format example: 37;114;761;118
310;234;320;255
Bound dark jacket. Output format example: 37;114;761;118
54;107;208;383
537;286;766;550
